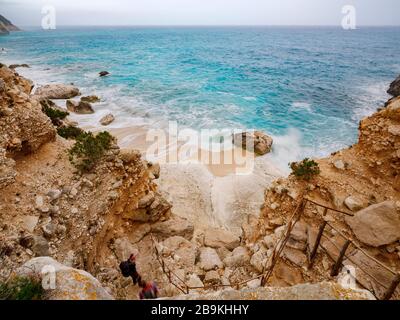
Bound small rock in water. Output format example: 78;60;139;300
100;114;115;126
99;71;110;77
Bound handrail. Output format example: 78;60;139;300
148;196;399;300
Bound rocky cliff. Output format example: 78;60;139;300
0;15;20;35
243;77;400;299
0;64;176;299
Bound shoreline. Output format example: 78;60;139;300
6;61;284;234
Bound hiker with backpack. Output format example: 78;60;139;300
138;280;159;300
119;253;141;285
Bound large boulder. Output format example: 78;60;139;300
151;215;194;241
161;236;197;268
345;201;400;247
223;246;250;267
16;257;114;300
198;247;223;271
388;75;400;97
233;131;273;155
35;84;80;99
203;228;240;250
66;100;94;114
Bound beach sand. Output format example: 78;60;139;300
108;125;283;235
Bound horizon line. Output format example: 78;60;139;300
17;24;400;28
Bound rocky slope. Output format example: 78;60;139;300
0;64;176;299
1;62;399;300
242;79;400;299
0;15;20;35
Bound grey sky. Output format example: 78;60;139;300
1;0;400;27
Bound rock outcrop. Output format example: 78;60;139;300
167;282;375;300
35;84;80;99
100;113;115;126
233;131;273;155
0;15;20;35
388;75;400;97
0;65;56;187
16;257;113;300
66;99;94;114
345;201;400;247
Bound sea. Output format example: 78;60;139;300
1;26;399;171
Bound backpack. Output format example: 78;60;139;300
119;260;135;278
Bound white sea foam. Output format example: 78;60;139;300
267;128;309;175
291;102;312;112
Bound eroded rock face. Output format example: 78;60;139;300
16;257;114;300
345;201;400;247
388;75;400;97
0;148;16;188
35;84;80;99
233;131;273;155
0;65;56;158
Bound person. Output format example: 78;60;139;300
119;254;141;285
138;280;159;300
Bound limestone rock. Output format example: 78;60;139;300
100;114;115;126
21;215;39;233
167;282;375;300
187;274;204;291
204;270;221;285
282;247;307;267
162;236;197;268
114;237;138;261
31;235;50;256
16;257;113;300
203;228;240;250
81;95;100;103
345;201;400;247
35;84;80;99
198;247;223;271
233;131;273;155
223;246;250;267
151;215;194;241
119;149;141;164
388;75;400;97
66;100;94;114
344;196;367;212
250;249;268;273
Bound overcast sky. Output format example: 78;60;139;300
2;0;400;27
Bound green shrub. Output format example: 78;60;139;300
0;276;44;300
68;131;115;172
42;104;69;126
57;126;84;139
289;158;320;180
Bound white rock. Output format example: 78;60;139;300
344;196;366;212
198;247;223;271
17;257;113;300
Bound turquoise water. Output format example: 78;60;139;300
1;26;399;162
